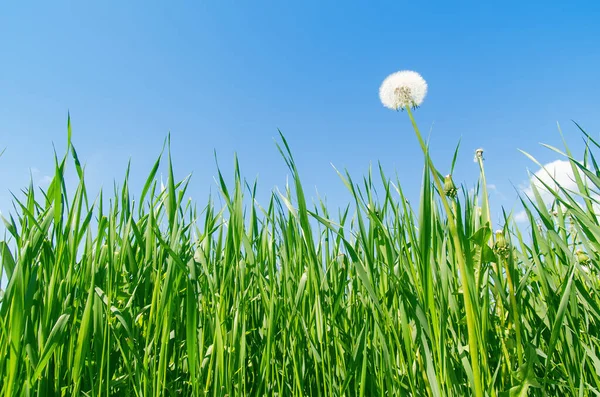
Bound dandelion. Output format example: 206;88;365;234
474;148;484;162
443;174;458;198
576;249;590;266
380;70;482;395
379;70;428;110
494;229;510;258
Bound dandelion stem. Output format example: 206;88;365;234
405;106;484;397
503;253;524;367
475;154;493;231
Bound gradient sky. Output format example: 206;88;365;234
1;1;600;229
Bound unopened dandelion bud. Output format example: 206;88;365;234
495;230;507;248
475;148;484;161
494;229;510;258
576;249;590;265
443;174;458;198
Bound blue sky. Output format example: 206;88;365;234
1;1;599;228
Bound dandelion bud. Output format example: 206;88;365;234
494;229;510;259
443;174;458;198
475;148;484;160
576;249;590;265
495;230;507;248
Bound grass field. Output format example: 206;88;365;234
1;111;600;396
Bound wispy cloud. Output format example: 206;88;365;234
514;210;528;224
30;167;53;187
40;175;53;185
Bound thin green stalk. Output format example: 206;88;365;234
475;153;492;230
405;106;483;397
501;253;523;367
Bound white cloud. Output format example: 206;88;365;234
40;175;53;186
518;159;600;222
523;159;581;205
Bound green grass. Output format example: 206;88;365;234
1;113;600;396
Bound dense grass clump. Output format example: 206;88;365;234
1;115;600;396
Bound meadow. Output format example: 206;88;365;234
1;107;600;396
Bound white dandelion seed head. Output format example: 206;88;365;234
379;70;428;110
